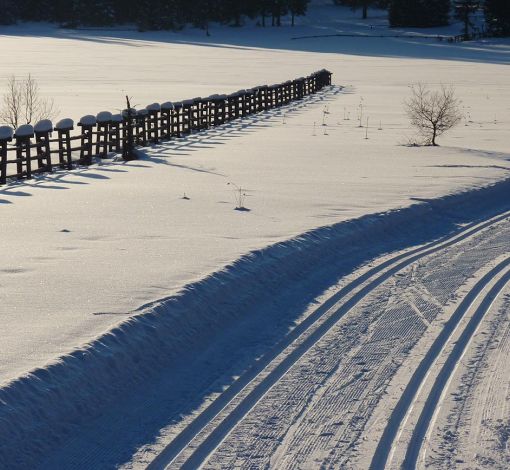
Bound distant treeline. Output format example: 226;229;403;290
337;0;510;36
0;0;311;29
0;0;508;36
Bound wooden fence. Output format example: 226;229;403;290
0;69;333;185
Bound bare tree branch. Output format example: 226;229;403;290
0;74;58;129
404;83;463;146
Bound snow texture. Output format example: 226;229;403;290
1;179;510;469
0;3;510;467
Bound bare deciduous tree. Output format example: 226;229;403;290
0;74;58;129
405;83;463;146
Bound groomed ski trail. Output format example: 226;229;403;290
149;210;510;470
371;258;510;470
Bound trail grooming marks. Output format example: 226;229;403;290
149;210;510;470
370;258;510;470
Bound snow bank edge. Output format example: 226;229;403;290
1;178;510;467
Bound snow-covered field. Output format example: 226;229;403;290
1;2;510;469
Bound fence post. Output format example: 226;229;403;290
216;95;227;126
122;107;137;160
14;125;35;180
226;93;237;122
172;102;182;138
181;99;194;135
136;109;148;146
96;111;112;158
0;126;14;185
146;103;161;143
110;114;123;153
78;115;97;165
55;119;74;170
34;119;53;173
161;102;173;140
198;98;208;130
249;88;259;116
268;85;276;110
190;98;201;131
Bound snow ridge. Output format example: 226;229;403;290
1;179;510;468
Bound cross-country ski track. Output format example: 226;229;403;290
147;207;510;470
372;258;510;470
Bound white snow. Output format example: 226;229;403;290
0;125;14;140
78;114;96;126
0;5;509;466
55;118;74;130
146;103;161;112
14;124;34;137
34;119;53;133
96;111;113;123
0;2;509;386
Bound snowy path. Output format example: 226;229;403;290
145;210;510;470
418;279;510;469
372;259;510;470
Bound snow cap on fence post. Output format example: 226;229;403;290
55;118;74;131
34;119;53;135
96;111;113;123
78;115;97;127
0;126;14;141
146;103;161;113
14;124;35;138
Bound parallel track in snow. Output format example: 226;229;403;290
370;259;510;470
404;262;510;469
148;209;510;470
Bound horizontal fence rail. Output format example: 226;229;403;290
0;69;333;185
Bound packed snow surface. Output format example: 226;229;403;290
0;3;509;391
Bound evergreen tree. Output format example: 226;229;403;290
258;0;273;26
389;0;449;28
333;1;377;20
191;0;220;33
485;0;510;36
454;1;479;39
0;0;18;24
0;0;315;31
75;0;115;26
270;0;288;27
220;0;259;26
289;0;309;26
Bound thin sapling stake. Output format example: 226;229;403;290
322;105;329;126
228;182;250;212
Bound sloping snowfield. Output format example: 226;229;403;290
1;3;510;469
